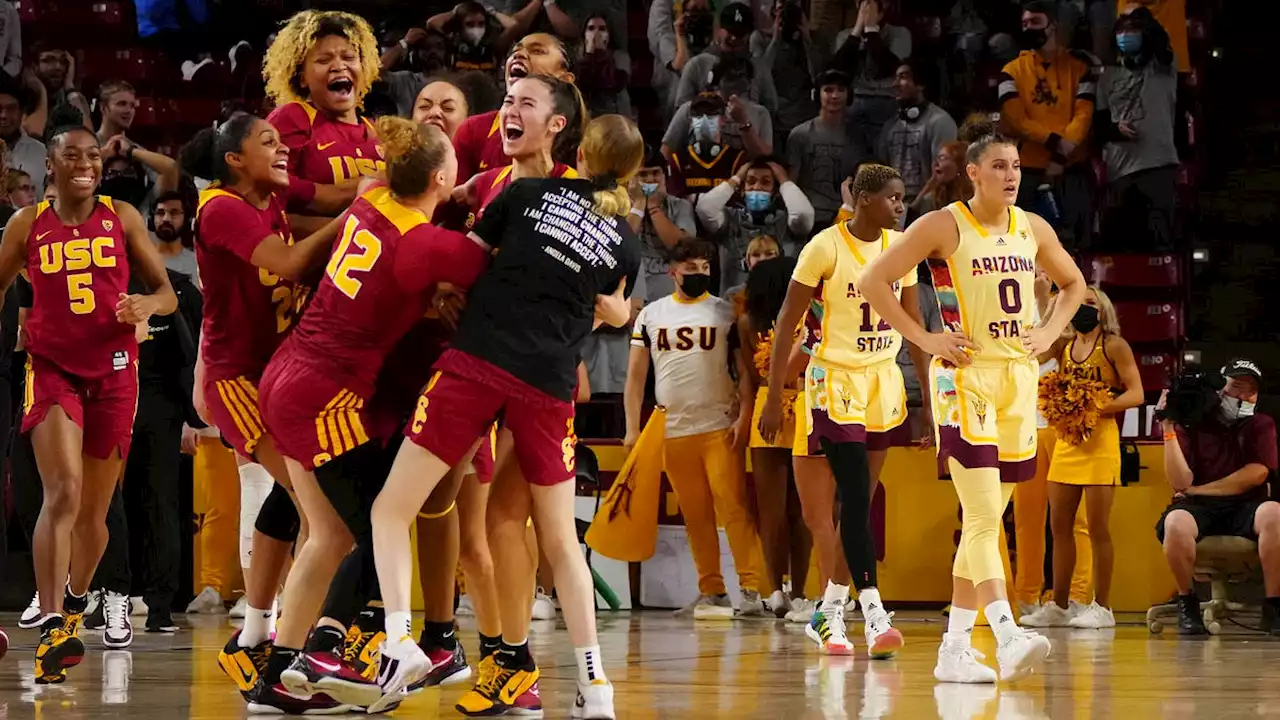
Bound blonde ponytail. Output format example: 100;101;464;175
578;114;644;218
592;184;631;218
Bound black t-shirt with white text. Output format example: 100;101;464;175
453;177;640;401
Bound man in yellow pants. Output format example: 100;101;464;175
624;239;766;619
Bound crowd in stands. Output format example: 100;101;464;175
0;0;1201;626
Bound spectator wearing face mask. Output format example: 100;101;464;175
696;157;815;292
1094;8;1178;251
629;145;698;305
787;69;864;231
664;93;748;205
426;1;544;80
379;27;454;117
832;0;913;158
1156;359;1280;635
752;0;822;154
675;3;778;115
663;57;773;162
999;0;1099;248
875;59;958;211
95;81;180;209
574;14;632;118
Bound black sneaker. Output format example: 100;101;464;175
1177;593;1207;635
1263;600;1280;636
146;606;179;634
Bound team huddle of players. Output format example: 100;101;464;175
0;5;1092;717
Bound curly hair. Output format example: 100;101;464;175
850;163;901;200
263;10;381;108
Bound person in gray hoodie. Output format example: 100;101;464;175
875;57;957;210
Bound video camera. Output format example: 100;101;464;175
684;9;714;53
1156;366;1225;430
779;1;803;42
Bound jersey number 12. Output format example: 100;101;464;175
327;215;384;300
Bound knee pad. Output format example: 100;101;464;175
239;462;274;567
254;483;300;543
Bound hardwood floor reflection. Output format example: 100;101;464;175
3;611;1280;718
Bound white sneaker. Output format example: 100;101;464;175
688;594;734;620
1018;601;1076;628
1018;601;1040;617
531;588;557;621
102;592;133;649
85;589;102;619
185;586;224;614
369;636;429;714
229;595;248;618
767;589;791;618
19;592;42;629
737;590;770;618
934;683;998;720
456;594;476;617
1066;602;1115;629
996;629;1052;682
129;596;149;618
805;601;854;655
102;650;133;704
934;640;998;683
863;607;904;659
571;680;615;719
786;597;818;623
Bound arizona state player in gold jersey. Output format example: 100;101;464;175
857;128;1086;684
760;165;929;659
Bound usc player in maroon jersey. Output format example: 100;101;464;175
251;116;488;715
0;110;176;684
265;10;385;190
178;112;351;697
453;32;576;184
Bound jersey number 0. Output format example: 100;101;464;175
327;215;384;299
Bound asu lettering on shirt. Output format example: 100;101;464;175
793;223;918;370
632;293;738;438
929;202;1038;360
24;197;135;379
267;101;386;185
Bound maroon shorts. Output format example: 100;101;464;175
405;350;576;486
259;356;375;471
204;374;267;459
22;354;138;460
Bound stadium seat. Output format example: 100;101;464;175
1134;349;1178;393
1084;253;1182;289
1114;301;1182;344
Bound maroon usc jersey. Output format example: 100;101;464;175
452;110;509;185
268;101;385;185
195;184;312;382
274;186;489;400
23;197;136;379
466;163;578;228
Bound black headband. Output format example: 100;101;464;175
590;172;619;190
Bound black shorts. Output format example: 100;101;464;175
1155;497;1269;543
315;433;404;540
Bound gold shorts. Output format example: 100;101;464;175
931;357;1037;482
803;359;906;454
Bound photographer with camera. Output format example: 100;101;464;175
675;3;779;116
752;0;822;156
1155;359;1280;635
648;0;711;120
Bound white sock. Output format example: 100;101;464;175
857;587;884;616
945;607;978;647
985;600;1019;645
575;645;605;685
385;611;412;644
240;605;275;647
823;581;850;606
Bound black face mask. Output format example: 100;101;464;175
679;272;712;298
1018;27;1049;51
99;174;147;207
1071;305;1100;334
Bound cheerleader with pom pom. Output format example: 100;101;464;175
1023;286;1144;630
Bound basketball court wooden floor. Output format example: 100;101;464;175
2;611;1279;719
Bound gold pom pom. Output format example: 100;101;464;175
753;329;774;379
1038;369;1113;446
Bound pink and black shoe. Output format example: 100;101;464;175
410;642;472;692
280;650;383;709
245;677;354;715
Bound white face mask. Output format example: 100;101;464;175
1219;394;1257;422
585;30;608;49
464;27;486;45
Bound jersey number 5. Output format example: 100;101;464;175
327;215;384;299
